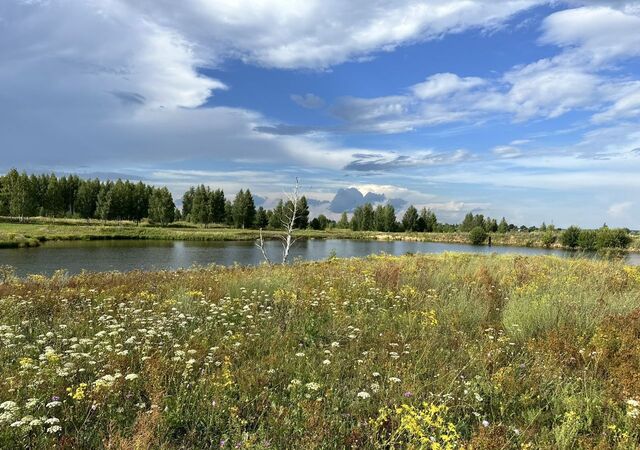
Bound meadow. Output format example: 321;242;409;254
2;218;638;251
1;254;640;448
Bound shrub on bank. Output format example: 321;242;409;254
560;225;581;248
469;226;488;245
561;225;631;251
577;229;598;251
541;230;557;248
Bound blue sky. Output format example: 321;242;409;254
1;1;640;227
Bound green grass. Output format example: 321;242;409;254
2;217;639;251
0;220;364;248
1;254;640;448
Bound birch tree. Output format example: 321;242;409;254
256;178;302;264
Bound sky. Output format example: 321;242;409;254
1;0;640;227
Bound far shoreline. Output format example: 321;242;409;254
2;218;639;253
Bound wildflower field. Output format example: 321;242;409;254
2;254;640;448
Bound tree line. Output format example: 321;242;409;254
0;169;175;225
180;185;317;230
0;169;537;233
0;170;633;250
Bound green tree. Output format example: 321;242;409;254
337;212;349;229
485;218;498;233
182;187;195;220
381;204;396;232
0;174;9;215
310;217;321;230
269;200;285;229
44;174;65;217
351;204;375;231
224;200;234;226
129;182;149;224
95;183;113;222
420;208;437;232
316;214;329;230
560;226;581;249
148;187;175;226
350;208;361;231
294;196;309;229
190;185;212;226
469;226;488;245
108;180;130;220
74;179;100;219
232;189;256;229
255;206;269;228
373;204;396;232
210;189;226;224
497;217;508;233
8;170;36;220
402;205;419;232
31;174;48;216
60;175;81;216
460;212;475;232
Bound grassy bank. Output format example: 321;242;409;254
0;221;362;249
2;218;639;251
1;254;640;448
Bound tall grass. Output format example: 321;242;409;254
0;254;639;448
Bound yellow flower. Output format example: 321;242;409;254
67;383;88;401
18;357;34;368
422;309;438;326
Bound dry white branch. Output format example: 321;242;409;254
255;178;302;265
255;228;272;265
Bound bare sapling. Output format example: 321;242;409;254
255;178;301;264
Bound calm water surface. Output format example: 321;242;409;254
2;239;639;277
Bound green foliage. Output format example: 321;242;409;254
294;196;309;229
148;187;176;226
95;182;113;222
402;205;419;232
419;207;437;232
254;206;269;229
44;174;64;217
190;185;213;226
231;189;256;229
181;187;195;219
0;169;176;223
541;230;557;248
374;204;396;232
74;179;100;220
310;214;330;230
577;229;598;251
351;203;375;231
210;189;226;224
469;226;487;245
497;217;509;233
336;211;349;229
561;225;631;251
596;226;632;250
269;200;285;229
561;225;581;249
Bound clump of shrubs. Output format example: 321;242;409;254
541;230;557;248
469;226;488;245
560;225;631;251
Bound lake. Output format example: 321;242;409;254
2;238;639;277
